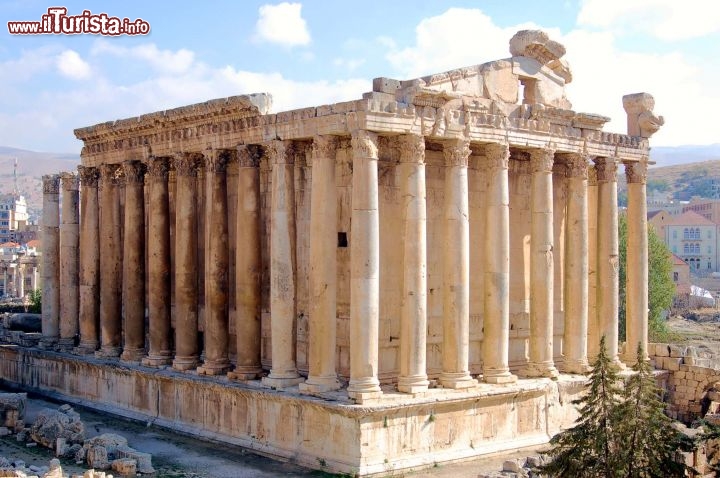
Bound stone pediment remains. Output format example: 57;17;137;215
373;29;573;111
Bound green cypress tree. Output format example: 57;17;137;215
617;343;687;478
537;336;624;477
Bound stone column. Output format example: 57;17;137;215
197;149;232;375
300;136;341;393
58;173;80;351
440;139;476;389
561;154;590;373
171;154;200;371
228;146;263;380
523;148;559;379
587;167;599;359
40;174;60;348
595;158;621;364
143;157;173;367
120;161;146;362
97;164;122;358
17;265;24;300
397;134;430;394
262;141;304;388
347;130;382;401
482;144;517;384
624;160;649;364
76;166;100;354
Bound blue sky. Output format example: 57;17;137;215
1;0;718;152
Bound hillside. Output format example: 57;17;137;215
0;147;79;216
646;159;720;201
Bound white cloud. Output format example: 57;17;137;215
577;0;720;40
56;50;91;80
91;41;195;74
333;57;365;71
382;7;718;146
254;2;311;47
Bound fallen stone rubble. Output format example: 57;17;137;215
0;395;154;477
477;455;546;478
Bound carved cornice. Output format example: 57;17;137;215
351;130;378;159
265;140;294;165
443;138;470;168
60;172;79;191
312;135;338;160
398;134;425;164
624;161;648;184
563;153;589;179
77;166;100;187
147;156;170;179
484;143;510;170
595;158;618;182
237;145;262;168
173;153;200;177
122;160;147;184
529;148;555;173
42;175;60;194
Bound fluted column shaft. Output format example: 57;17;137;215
198;150;232;375
262;141;304;388
171;155;200;370
41;175;60;348
300;136;340;393
229;146;263;380
120;161;146;362
561;154;590;373
76;166;100;353
524;148;559;378
482;144;517;384
440;139;476;389
347;130;382;401
142;158;172;367
596;158;621;364
398;134;430;394
625;160;649;364
58;173;80;351
97;164;122;357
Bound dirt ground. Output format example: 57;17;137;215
665;309;720;355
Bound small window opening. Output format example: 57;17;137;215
338;232;348;248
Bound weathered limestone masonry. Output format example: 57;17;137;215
14;30;662;475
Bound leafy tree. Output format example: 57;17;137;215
537;336;624;477
27;289;41;314
618;214;675;342
616;343;688;478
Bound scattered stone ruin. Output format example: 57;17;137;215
0;30;663;475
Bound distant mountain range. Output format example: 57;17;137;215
0;143;717;215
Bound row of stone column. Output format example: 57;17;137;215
40;133;649;398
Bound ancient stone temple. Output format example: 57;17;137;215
0;30;663;475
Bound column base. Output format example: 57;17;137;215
347;389;383;404
397;375;429;394
95;346;122;358
482;368;518;384
197;359;232;376
439;372;478;389
228;366;262;381
142;353;172;368
262;376;305;389
560;359;591;375
299;376;341;394
521;362;559;380
73;341;98;355
56;338;76;352
172;355;199;371
120;348;145;363
38;337;58;350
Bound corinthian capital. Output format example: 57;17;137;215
60;172;79;191
265;140;294;165
443;138;470;167
351;130;378;159
122;160;147;184
42;174;60;194
563;153;589;179
77;166;99;187
595;158;618;182
312;135;338;160
173;153;200;177
624;161;648;184
484;143;510;170
398;134;425;164
205;149;233;173
147;156;170;179
529;148;555;173
237;145;261;168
